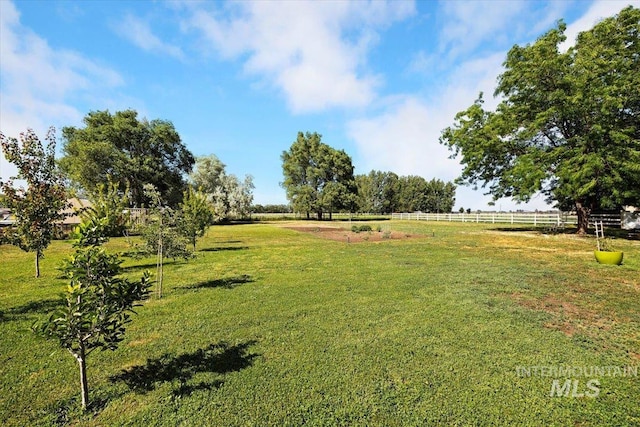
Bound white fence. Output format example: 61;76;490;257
391;212;622;227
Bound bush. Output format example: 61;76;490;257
351;224;372;233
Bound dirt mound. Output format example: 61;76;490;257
282;225;416;243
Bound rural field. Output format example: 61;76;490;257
1;220;638;426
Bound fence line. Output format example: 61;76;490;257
391;212;621;227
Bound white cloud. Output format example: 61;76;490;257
113;14;185;60
182;0;415;113
0;0;124;181
347;51;505;180
438;0;527;60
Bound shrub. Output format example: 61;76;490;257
351;224;372;233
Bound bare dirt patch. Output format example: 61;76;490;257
281;225;419;243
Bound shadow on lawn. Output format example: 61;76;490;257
182;274;254;290
199;246;249;252
1;298;62;323
494;226;587;237
110;340;259;397
495;225;639;240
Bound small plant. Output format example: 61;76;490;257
35;220;151;410
351;224;372;233
376;225;382;232
594;221;617;252
382;230;391;239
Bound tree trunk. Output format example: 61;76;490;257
75;345;89;410
35;251;40;278
575;201;590;235
316;211;323;220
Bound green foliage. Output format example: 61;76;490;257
0;127;70;277
281;132;356;219
34;222;151;409
83;180;131;237
139;185;191;261
351;224;372;233
355;170;399;214
59;110;195;207
178;188;213;251
440;7;640;233
37;247;150;353
189;154;226;195
189;155;255;221
355;171;456;214
72;216;111;248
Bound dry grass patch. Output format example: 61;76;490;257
279;223;420;243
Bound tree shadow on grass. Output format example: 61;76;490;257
181;274;254;290
110;340;259;398
120;258;190;274
494;226;580;236
1;298;62;323
199;246;249;252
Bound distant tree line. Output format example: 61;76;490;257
252;204;294;214
281;132;456;218
356;171;456;214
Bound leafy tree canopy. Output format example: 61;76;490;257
0;127;69;277
281;132;356;219
440;6;640;233
189;155;254;221
59;109;195;208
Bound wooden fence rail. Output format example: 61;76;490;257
390;212;622;227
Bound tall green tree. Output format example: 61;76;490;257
424;179;457;213
440;6;640;234
0;127;69;277
36;221;150;410
59;110;195;207
281;132;356;219
396;175;429;212
355;171;399;214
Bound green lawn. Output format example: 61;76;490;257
1;221;638;426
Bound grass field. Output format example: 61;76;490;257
1;221;638;426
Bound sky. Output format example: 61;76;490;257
1;0;637;211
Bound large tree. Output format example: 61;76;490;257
440;6;640;234
59;110;195;207
355;171;399;214
281;132;356;219
189;155;255;221
0;127;69;277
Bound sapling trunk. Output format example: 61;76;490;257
73;343;89;410
35;252;40;278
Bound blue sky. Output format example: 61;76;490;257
1;0;637;210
